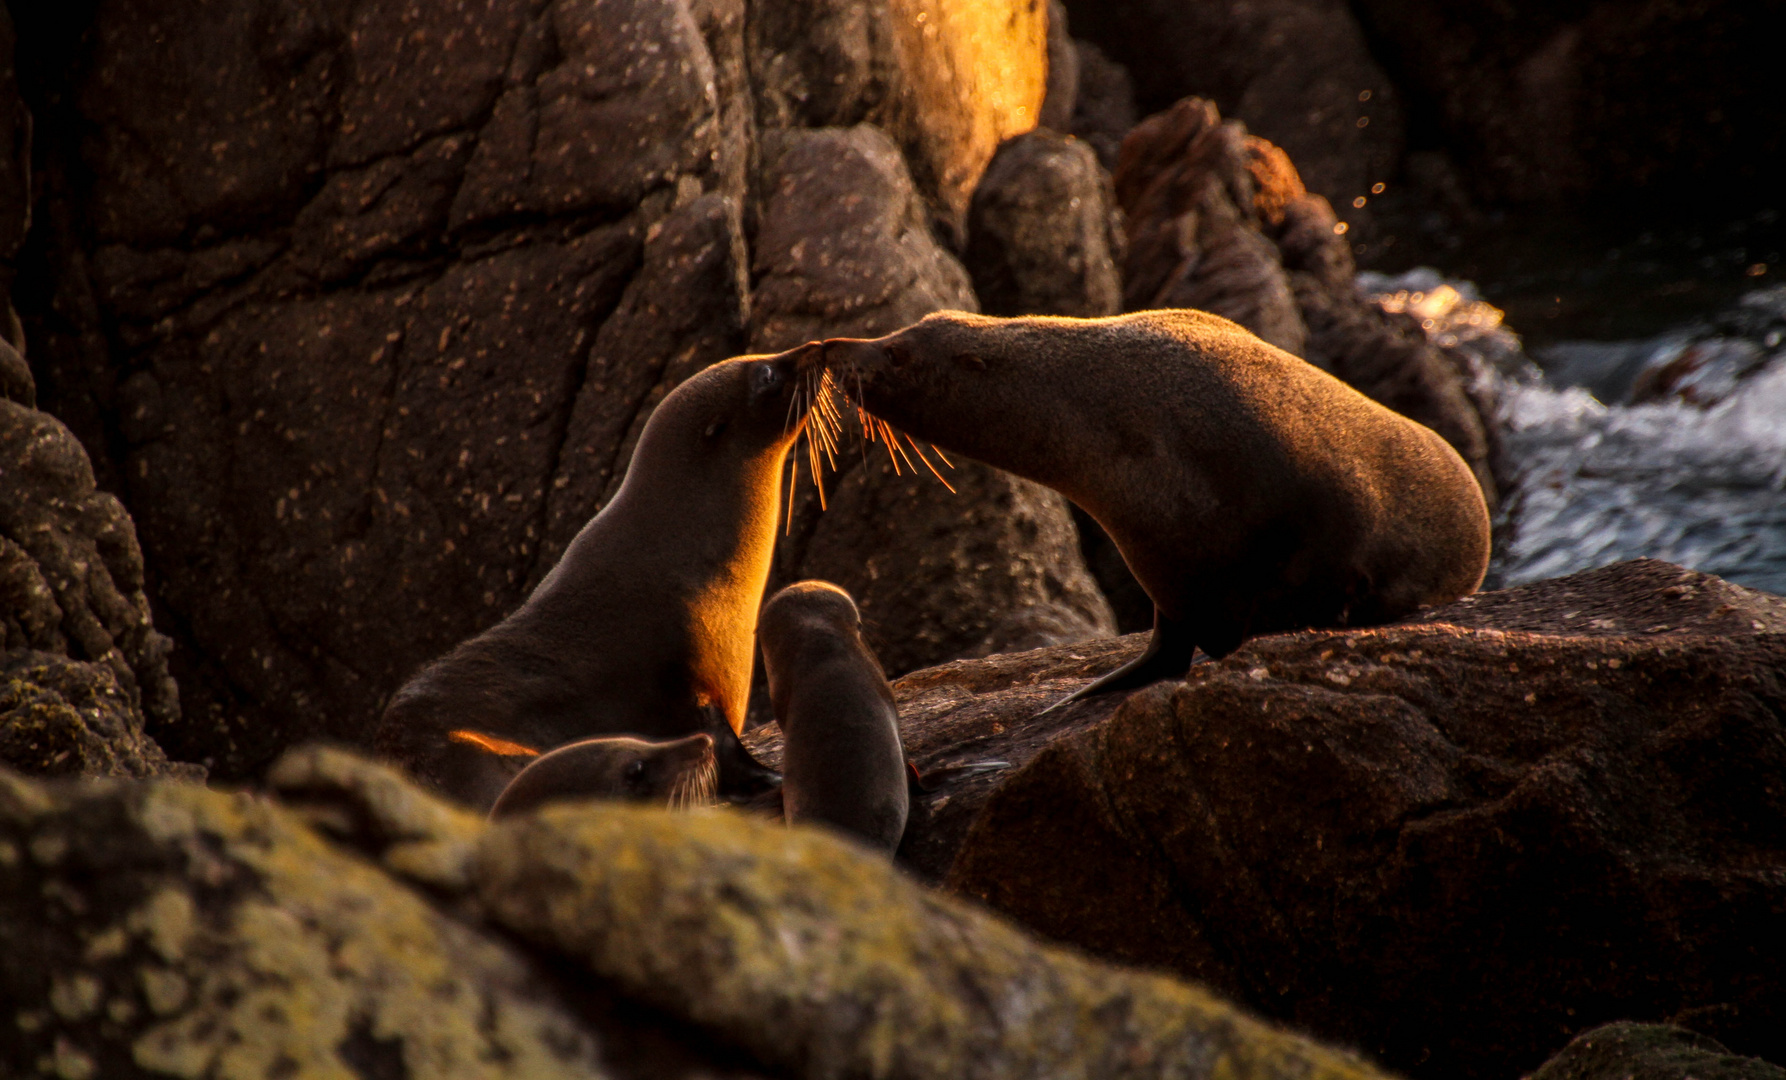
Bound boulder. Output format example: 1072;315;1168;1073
1112;97;1498;508
1061;0;1403;208
1;397;185;773
747;559;1786;1080
751;124;1115;676
4;749;1408;1080
748;0;1049;233
0;765;761;1080
1531;1023;1786;1080
964;128;1124;319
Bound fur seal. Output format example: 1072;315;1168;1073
821;309;1491;701
759;580;909;852
489;732;718;818
376;344;826;810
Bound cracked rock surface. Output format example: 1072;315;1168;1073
16;0;1056;778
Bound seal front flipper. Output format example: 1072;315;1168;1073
1038;607;1201;713
704;702;782;802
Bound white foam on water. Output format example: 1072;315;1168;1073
1360;271;1786;596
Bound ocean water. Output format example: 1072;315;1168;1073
1359;271;1786;596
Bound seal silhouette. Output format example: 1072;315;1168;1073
376;344;825;810
822;309;1491;702
759;580;909;852
489;732;718;818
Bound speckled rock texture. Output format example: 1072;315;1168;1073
1;392;190;780
1113;97;1497;510
964;128;1125;319
13;0;1055;779
1530;1023;1786;1080
751;124;1116;677
767;559;1785;1080
3;749;1410;1080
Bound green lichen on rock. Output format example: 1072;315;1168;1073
265;743;485;893
476;802;1395;1080
1;652;200;780
1531;1023;1786;1080
0;769;610;1079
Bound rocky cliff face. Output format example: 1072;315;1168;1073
5;0;1107;776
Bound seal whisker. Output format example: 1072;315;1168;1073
905;434;957;493
928;444;954;468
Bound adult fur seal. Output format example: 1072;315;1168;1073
759;580;909;852
822;309;1491;702
490;733;718;818
376;345;825;810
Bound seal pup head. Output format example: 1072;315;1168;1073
489;732;718;819
757;580;881;716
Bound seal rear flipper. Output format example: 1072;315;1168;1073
1038;607;1200;713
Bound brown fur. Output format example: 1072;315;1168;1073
375;346;822;810
759;581;909;852
822;310;1490;698
490;733;718;819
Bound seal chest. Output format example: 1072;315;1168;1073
376;344;827;809
759;581;910;853
822;309;1492;702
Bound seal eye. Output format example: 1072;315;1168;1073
885;344;912;368
703;419;728;439
752;362;784;395
624;759;647;784
953;352;987;371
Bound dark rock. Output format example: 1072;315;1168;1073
964;129;1124;318
1062;0;1403;207
0;399;179;742
804;559;1786;1080
0;5;27;350
1348;0;1783;206
0;338;29;406
1114;99;1306;356
1;653;198;780
1069;39;1138;171
1113;97;1498;508
751;124;1116;677
1038;1;1080;133
1531;1023;1786;1080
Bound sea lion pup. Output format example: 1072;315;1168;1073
822;309;1491;704
759;580;909;852
375;344;827;811
489;733;718;819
